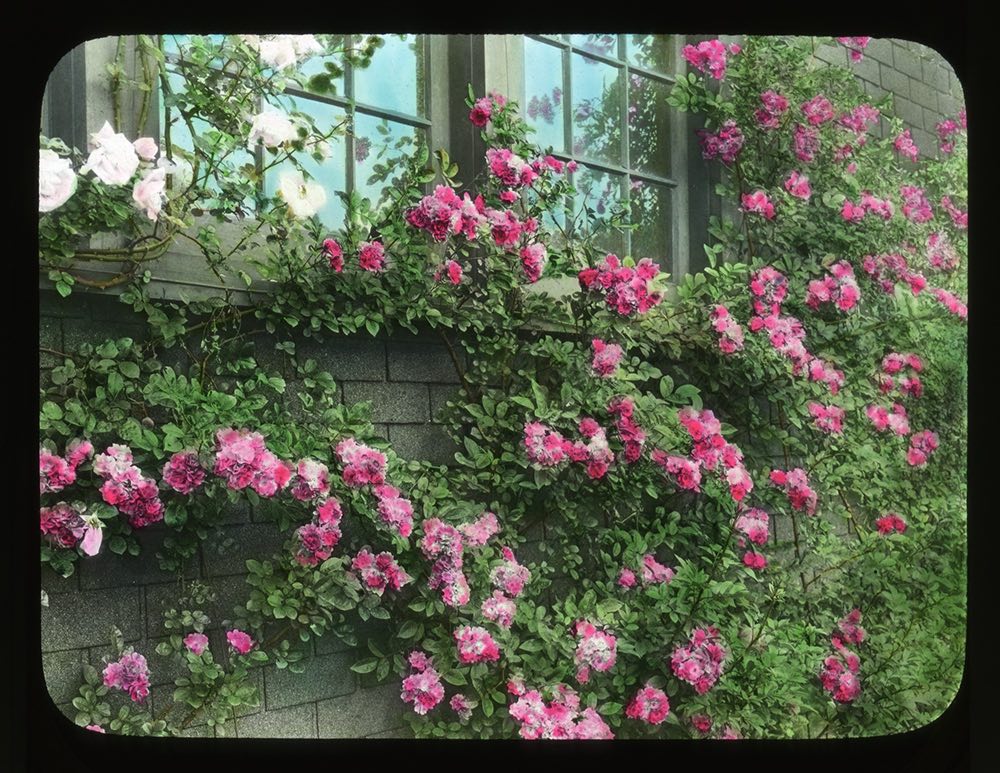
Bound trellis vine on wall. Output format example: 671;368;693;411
39;34;966;739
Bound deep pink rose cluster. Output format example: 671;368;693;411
94;444;165;528
769;468;818;515
102;651;150;702
509;683;614;740
373;484;414;538
625;684;670;725
481;589;517;628
820;609;865;703
836;36;871;63
808;402;846;435
907;430;939;467
805;260;861;312
742;190;775;219
671;406;753;502
926;232;960;272
335;438;387;488
682;39;736;80
352;547;411;595
875;513;907;536
458;511;501;548
607;396;647;464
39;438;93;494
801;94;835;126
697;120;744;165
936;112;965;154
454;625;501;664
861;252;927;297
671;626;727;695
162;451;206;495
899;185;933;223
293;497;343;567
420;518;470;607
894;129;920;162
932;288;967;320
573;620;617;684
578;254;663;317
590;338;624;377
837;104;879;137
755;90;789;130
39;502;87;549
938;197;968;230
213;429;292;498
405;185;486;242
618;554;675;589
486;148;537;188
401;650;445;715
793;123;820;163
491;545;531;597
520;242;547;283
784;170;811;201
865;403;911;437
289;458;330;502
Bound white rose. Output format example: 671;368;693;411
277;171;326;219
132;167;167;221
290;35;323;59
306;137;332;161
248;110;298;149
39;149;77;213
133;137;159;161
80;121;139;186
257;37;298;69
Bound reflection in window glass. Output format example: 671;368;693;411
354;34;424;117
569;34;619;59
523;38;565;153
573;165;625;255
628;73;672;178
571;54;622;166
626;35;673;73
629;178;671;271
263;101;348;229
353;113;425;214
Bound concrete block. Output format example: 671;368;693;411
936;93;960;120
880;66;910;100
316;682;405;738
313;632;355;656
910;127;938;159
387;424;458;466
42;649;90;704
145;574;249;638
864;38;894;65
813;43;845;67
78;525;200;590
38;291;91;319
891;43;924;79
892;96;924;130
921;60;951;93
63;318;145;353
236;702;317;738
343;382;429;423
366;725;412;738
297;336;387;382
387;340;463;384
39;316;63;368
264;651;355;710
849;56;879;85
429;385;462;421
201;523;287;578
41;563;80;594
909;78;938;111
42;587;142;651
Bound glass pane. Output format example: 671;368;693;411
296;35;348;97
161;69;256;209
628;73;672;178
569;34;621;60
354;34;424;117
264;100;349;229
629;178;672;270
353;113;426;215
571;54;623;167
523;38;565;153
573;165;625;255
626;35;674;73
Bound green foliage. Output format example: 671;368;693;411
42;35;965;740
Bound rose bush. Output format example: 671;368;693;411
39;34;966;739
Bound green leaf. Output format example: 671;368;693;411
119;362;141;379
41;402;64;420
350;657;378;674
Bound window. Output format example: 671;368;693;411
516;34;686;273
160;34;431;229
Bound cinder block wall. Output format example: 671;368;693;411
39;36;965;739
41;290;464;738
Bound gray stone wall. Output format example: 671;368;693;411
812;37;964;158
40;290;465;738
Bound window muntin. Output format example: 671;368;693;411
160;34;430;229
522;34;678;266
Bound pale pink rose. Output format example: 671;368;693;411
247;110;297;148
226;629;255;654
80;524;103;556
132;137;159;161
85;724;106;733
80;121;139;185
132;168;167;221
39;149;77;212
184;632;209;655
